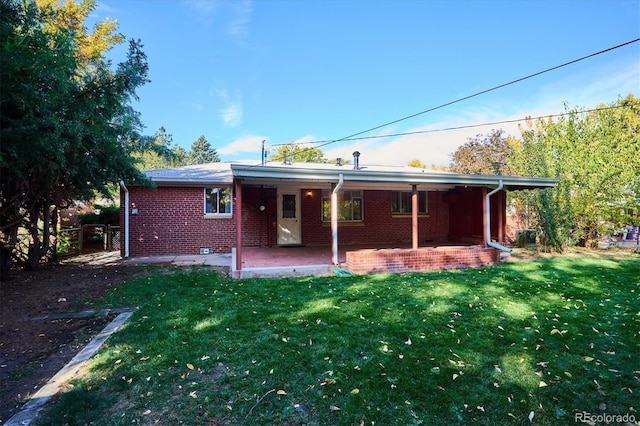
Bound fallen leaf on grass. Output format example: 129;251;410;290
187;363;195;370
350;388;360;394
583;356;594;362
329;405;340;412
539;381;548;387
529;411;535;422
277;390;287;395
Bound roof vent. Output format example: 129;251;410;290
336;158;342;166
353;151;361;170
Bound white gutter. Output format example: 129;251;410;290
119;181;130;258
485;180;512;253
331;174;344;265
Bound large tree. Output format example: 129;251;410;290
509;95;640;249
0;0;149;278
188;135;220;165
135;127;188;171
449;129;514;175
269;142;325;163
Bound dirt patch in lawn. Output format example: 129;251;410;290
0;252;148;423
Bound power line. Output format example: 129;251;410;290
315;38;639;149
271;105;628;147
265;38;639;162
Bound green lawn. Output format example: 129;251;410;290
37;252;639;425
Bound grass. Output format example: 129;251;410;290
36;253;639;425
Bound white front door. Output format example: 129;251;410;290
277;189;301;245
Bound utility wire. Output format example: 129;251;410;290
314;38;639;149
270;105;628;147
266;38;639;162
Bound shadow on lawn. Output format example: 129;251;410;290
39;258;639;425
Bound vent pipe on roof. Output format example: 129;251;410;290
353;151;360;170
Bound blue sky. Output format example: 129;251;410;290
95;0;639;167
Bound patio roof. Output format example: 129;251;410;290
143;161;558;191
233;162;558;191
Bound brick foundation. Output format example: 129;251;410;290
345;246;502;275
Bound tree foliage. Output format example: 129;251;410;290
449;129;514;175
134;127;188;170
35;0;124;67
509;95;640;249
0;0;149;278
188;135;220;165
407;158;427;169
269;142;325;163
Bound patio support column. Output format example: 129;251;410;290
482;187;488;244
331;174;344;265
497;190;504;244
234;179;243;272
412;184;418;249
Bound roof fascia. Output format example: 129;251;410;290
231;165;558;190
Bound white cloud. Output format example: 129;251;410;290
216;89;243;127
228;0;252;38
218;135;267;155
186;0;220;17
220;103;242;127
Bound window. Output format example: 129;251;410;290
281;194;296;218
205;187;232;216
322;190;363;221
391;191;428;214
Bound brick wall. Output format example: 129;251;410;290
345;246;501;275
123;184;499;258
300;189;450;245
126;186;235;256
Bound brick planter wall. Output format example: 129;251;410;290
345;246;502;275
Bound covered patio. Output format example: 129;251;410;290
230;161;557;278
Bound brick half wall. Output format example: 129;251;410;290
345;246;502;275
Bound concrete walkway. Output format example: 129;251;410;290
122;253;232;267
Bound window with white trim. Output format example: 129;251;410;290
322;190;363;221
391;190;428;214
205;187;232;216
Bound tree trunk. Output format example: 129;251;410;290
0;243;12;282
49;206;59;264
26;204;41;271
26;203;53;271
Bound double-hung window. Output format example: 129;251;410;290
322;190;363;221
391;191;428;215
204;187;232;217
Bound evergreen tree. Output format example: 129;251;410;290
0;0;149;278
188;135;220;164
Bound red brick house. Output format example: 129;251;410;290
120;156;557;277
